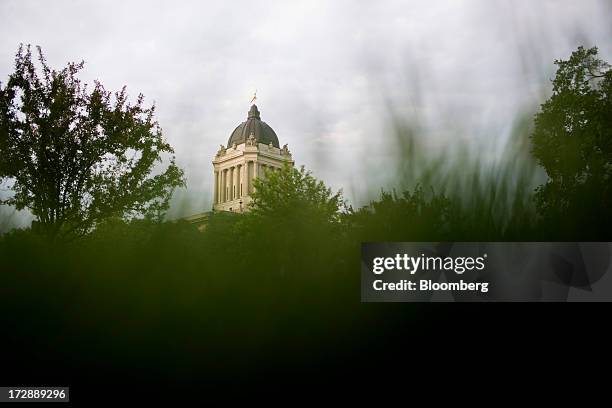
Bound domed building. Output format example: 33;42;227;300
212;104;293;212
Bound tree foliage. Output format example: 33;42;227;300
240;164;346;275
531;46;612;236
249;164;344;223
0;45;185;240
349;186;453;241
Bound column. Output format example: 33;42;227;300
245;161;251;194
234;165;239;200
228;166;232;201
241;163;247;196
225;168;230;202
218;170;223;203
219;170;223;203
222;169;227;202
237;164;242;198
228;166;234;201
213;170;218;204
219;169;223;202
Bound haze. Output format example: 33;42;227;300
1;0;611;228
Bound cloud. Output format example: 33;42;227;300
1;0;611;226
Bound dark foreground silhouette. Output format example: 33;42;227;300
1;46;611;400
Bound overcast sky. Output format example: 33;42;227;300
1;0;611;226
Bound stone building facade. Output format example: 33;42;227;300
212;104;293;212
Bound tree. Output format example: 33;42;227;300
0;45;185;240
531;46;612;237
348;186;453;241
249;164;344;223
239;164;346;276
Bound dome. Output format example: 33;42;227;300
227;105;280;148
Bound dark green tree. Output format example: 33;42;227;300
0;45;185;240
239;164;346;276
349;186;453;241
249;163;344;223
531;46;612;237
